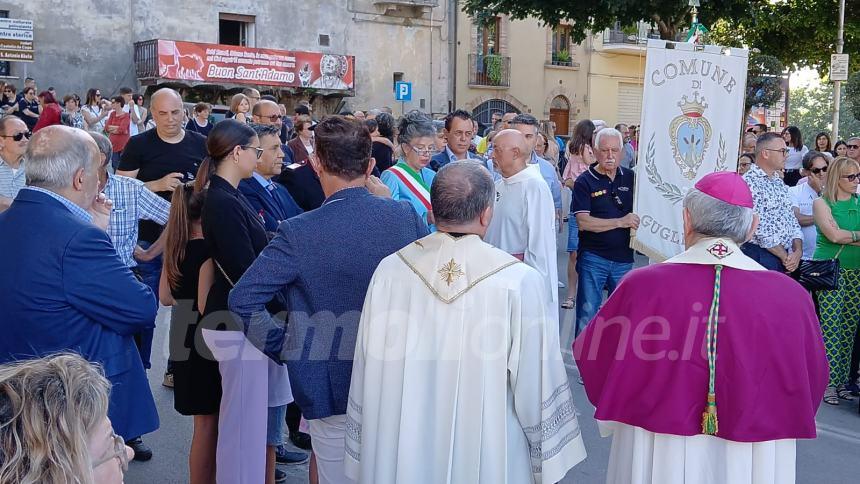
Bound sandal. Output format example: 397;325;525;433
561;297;575;309
824;387;840;405
837;385;856;401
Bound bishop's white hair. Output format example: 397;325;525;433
683;188;754;244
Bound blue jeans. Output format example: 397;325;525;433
134;240;162;370
575;251;633;336
740;242;786;272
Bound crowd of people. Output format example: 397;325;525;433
0;75;852;484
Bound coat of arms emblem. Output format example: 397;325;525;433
669;92;712;180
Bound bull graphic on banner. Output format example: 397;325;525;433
632;40;749;261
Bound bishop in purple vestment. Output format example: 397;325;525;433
573;172;828;484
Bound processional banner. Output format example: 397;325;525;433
632;40;749;261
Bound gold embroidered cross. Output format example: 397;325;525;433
438;259;465;287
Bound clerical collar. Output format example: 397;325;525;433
665;237;766;271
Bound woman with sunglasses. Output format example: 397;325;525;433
82;88;111;132
790;151;829;262
813;156;860;405
0;353;134;484
381;110;438;230
195;119;280;483
0;84;16;115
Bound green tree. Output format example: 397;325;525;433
790;82;860;142
463;0;858;74
461;0;760;43
846;72;860;122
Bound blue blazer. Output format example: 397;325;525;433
238;178;303;232
228;188;429;419
429;151;449;172
0;189;159;440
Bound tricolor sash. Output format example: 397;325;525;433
388;162;431;211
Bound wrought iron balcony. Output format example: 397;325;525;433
468;54;511;88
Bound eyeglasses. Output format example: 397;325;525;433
91;432;129;473
848;145;860;150
0;131;32;142
842;173;860;182
810;166;828;175
241;145;264;159
406;144;440;156
764;148;790;156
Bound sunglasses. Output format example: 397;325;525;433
848;145;860;150
842;173;860;182
241;145;264;159
91;432;129;473
261;114;282;122
0;131;32;142
810;166;828;175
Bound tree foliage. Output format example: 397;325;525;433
462;0;858;74
846;72;860;122
790;82;860;141
461;0;760;43
746;54;785;112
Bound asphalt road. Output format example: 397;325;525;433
126;227;860;484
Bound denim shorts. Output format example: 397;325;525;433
267;404;287;446
567;215;580;252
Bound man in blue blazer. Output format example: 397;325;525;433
0;126;159;459
239;124;303;233
229;116;428;483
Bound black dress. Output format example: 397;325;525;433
169;238;221;416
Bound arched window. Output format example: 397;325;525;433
471;99;520;134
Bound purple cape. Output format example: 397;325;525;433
573;263;828;442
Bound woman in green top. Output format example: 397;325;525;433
813;156;860;405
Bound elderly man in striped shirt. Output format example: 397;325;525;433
0;116;29;212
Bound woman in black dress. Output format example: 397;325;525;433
194;119;289;484
159;182;218;483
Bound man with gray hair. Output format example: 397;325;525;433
572;127;638;336
0;125;160;459
346;161;587;483
574;171;827;484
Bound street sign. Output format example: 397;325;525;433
0;18;33;62
395;81;412;101
831;54;849;82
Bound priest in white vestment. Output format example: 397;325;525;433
574;172;828;484
485;129;559;304
345;161;586;484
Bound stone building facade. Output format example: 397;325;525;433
0;0;453;114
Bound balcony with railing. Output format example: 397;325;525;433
468;53;511;88
601;22;661;55
134;39;159;81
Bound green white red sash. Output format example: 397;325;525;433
388;162;431;211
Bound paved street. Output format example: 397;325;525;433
126;227;860;484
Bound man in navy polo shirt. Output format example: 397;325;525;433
571;127;639;336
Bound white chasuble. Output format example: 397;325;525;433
345;232;586;484
485;164;559;303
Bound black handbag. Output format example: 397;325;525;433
790;246;844;291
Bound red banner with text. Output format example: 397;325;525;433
156;40;355;91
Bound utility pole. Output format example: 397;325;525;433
833;0;846;140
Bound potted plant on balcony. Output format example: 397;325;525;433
485;54;503;85
553;49;571;67
621;24;640;42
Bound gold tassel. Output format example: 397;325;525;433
701;393;719;435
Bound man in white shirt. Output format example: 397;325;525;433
790;151;829;259
485;129;559;306
346;161;586;483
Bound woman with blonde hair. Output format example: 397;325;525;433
229;93;251;123
0;353;133;484
813;156;860;405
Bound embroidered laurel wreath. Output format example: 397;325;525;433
645;133;729;205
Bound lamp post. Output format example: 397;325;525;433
833;0;846;140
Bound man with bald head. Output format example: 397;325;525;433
346;161;586;483
253;99;295;166
0;125;159;454
0;115;30;212
485;129;560;309
117;88;206;412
